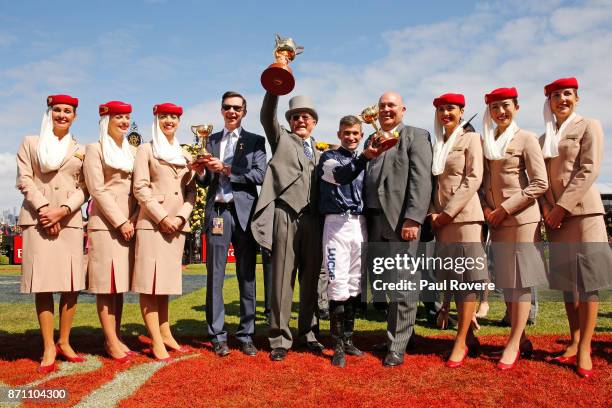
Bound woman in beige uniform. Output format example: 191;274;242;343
540;77;612;378
16;94;89;373
84;101;138;362
480;87;548;370
132;103;195;361
428;93;488;368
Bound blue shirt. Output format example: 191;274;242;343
317;146;368;215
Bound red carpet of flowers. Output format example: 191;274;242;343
0;334;610;407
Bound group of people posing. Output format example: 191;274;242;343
16;77;611;379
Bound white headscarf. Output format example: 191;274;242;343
482;105;518;160
99;115;135;173
432;114;466;176
151;116;186;166
36;108;72;173
541;99;576;159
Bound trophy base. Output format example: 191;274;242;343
261;64;295;96
374;136;399;150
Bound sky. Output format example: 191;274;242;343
1;0;611;210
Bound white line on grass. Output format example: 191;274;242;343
74;354;198;408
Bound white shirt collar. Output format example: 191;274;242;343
302;136;313;148
223;127;241;138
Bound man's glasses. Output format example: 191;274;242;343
291;114;312;121
222;104;244;113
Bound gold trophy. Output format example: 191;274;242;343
358;105;399;150
260;33;304;96
191;124;214;158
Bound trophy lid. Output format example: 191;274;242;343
274;33;304;61
358;105;379;124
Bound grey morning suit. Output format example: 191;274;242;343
251;92;322;349
364;123;433;353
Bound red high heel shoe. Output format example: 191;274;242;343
446;347;469;368
37;362;56;374
576;366;594;378
55;344;85;363
104;346;131;363
576;353;594;378
167;345;191;354
552;354;576;364
143;348;173;363
497;351;520;371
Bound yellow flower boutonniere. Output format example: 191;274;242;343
315;141;340;152
315;141;330;151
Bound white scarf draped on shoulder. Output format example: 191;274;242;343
99;115;135;173
36;108;72;173
432;114;466;176
482;105;518;161
151;116;186;166
541;99;576;159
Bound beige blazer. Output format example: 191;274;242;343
16;135;88;227
539;115;605;216
133;142;195;232
431;130;484;223
480;128;548;226
84;142;139;230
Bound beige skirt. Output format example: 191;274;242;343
547;214;612;292
434;222;489;283
21;225;85;293
131;229;185;295
490;222;548;289
87;229;134;294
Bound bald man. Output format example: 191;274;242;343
364;92;433;366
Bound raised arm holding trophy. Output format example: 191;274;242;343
252;34;327;361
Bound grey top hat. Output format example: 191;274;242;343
285;95;318;122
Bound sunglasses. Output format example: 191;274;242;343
222;104;244;113
291;113;313;121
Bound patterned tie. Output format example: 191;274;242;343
219;132;236;202
303;139;313;160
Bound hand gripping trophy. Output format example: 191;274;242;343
260;33;304;95
191;124;214;159
358;105;400;150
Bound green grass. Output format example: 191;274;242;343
0;264;610;339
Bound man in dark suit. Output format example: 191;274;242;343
195;91;267;357
251;92;323;361
364;91;433;366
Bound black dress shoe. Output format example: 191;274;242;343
212;341;230;357
383;351;404;367
241;342;258;357
270;348;288;361
303;340;325;353
343;339;364;357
